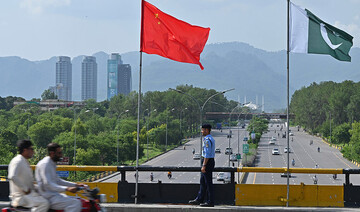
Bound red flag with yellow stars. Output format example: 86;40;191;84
140;1;210;70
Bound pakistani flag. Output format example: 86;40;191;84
290;2;353;61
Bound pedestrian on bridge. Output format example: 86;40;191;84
189;124;215;207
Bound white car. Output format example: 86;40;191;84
230;154;237;161
269;140;275;145
216;172;231;183
225;147;233;155
272;148;280;155
284;147;291;153
215;148;221;154
193;153;201;160
271;137;277;141
289;132;294;136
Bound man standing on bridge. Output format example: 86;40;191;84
189;124;215;207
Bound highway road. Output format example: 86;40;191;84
246;124;360;185
100;126;249;184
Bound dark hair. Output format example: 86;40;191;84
47;143;61;155
17;140;32;154
202;124;212;131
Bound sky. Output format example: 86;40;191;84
0;0;359;61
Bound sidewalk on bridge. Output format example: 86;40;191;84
1;202;358;212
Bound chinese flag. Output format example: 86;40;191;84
140;1;210;70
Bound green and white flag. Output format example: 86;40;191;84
290;2;353;61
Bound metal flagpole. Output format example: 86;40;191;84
286;0;290;207
135;0;145;204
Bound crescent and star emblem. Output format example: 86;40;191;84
320;23;342;50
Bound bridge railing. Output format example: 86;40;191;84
1;165;360;206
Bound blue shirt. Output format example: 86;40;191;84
202;134;215;158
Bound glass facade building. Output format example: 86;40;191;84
81;56;97;101
107;53;132;100
56;56;72;101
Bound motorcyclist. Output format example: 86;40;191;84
150;173;154;182
167;171;172;179
183;146;186;150
317;147;320;152
292;158;295;166
291;137;293;142
192;148;195;154
333;174;337;180
313;175;318;184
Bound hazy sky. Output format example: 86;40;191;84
0;0;359;61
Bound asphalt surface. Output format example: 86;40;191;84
99;126;249;184
246;124;360;185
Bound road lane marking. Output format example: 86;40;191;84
253;173;256;184
333;152;352;168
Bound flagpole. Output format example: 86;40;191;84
135;0;145;204
286;0;290;207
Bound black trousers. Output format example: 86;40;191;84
196;158;215;204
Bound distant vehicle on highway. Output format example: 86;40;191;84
225;147;233;155
272;148;280;155
230;154;237;161
243;137;248;141
193;153;201;160
216;172;231;183
289;132;294;136
215;148;221;154
284;147;291;153
281;173;292;178
269;140;275;145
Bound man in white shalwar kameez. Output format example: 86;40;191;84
36;143;84;212
8;140;50;212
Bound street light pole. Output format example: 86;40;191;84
329;111;332;143
180;108;187;139
117;109;129;165
170;88;235;166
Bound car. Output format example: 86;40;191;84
284;147;291;153
272;148;280;155
243;137;248;141
225;147;233;155
215;148;221;154
193;153;201;160
281;173;292;178
216;172;231;183
271;137;277;141
269;140;275;145
289;132;294;136
230;154;237;161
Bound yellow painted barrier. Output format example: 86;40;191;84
66;182;118;203
235;184;343;207
30;165;118;171
237;167;343;174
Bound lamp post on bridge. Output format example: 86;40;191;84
116;109;129;165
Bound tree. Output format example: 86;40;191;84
332;123;351;144
28;120;56;148
41;89;58;100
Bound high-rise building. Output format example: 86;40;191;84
81;56;97;101
107;53;132;100
56;56;72;101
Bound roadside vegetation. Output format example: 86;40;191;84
0;85;242;180
290;80;360;163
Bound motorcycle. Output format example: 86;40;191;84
167;172;172;179
317;147;320;152
291;159;295;166
313;175;318;184
333;174;337;180
2;187;106;212
150;173;154;182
